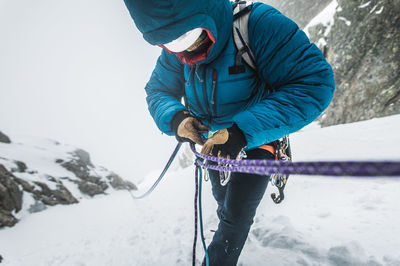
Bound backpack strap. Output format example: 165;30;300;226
230;0;257;74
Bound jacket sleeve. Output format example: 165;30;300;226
233;3;335;149
145;49;187;135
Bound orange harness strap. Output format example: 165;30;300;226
258;144;276;156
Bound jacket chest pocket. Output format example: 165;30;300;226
216;73;256;106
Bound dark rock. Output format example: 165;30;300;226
13;177;35;192
0;165;23;214
107;172;138;191
77;181;108;197
27;170;38;175
33;181;52;197
0;209;18;228
52;183;79;204
57;149;110;196
0;165;20;228
14;161;27;173
74;149;93;167
33;181;78;205
0;131;11;144
41;196;59;206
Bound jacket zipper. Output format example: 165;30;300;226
190;66;206;116
211;69;217;116
202;67;212;124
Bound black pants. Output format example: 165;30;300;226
205;148;274;266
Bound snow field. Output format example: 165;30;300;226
1;115;400;265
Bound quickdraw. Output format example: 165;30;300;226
269;136;292;204
205;133;293;204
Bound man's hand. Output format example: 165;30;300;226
171;111;208;145
201;124;247;159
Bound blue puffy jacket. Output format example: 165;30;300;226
124;0;335;150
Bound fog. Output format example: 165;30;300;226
0;0;177;181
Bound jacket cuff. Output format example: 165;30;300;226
228;123;248;148
170;110;191;135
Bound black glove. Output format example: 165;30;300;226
201;124;247;159
171;110;208;145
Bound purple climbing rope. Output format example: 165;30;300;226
190;144;400;177
192;164;199;266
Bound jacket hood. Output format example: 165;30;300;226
123;0;233;64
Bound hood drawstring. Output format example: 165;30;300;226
187;65;203;86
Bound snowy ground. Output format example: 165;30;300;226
1;115;400;266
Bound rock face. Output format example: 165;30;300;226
58;149;109;197
263;0;399;126
317;0;400;126
0;131;137;228
261;0;332;28
57;149;137;197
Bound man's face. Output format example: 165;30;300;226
161;28;215;65
185;30;208;52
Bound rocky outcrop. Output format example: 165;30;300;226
0;165;22;227
32;180;78;206
57;149;109;197
57;149;137;197
261;0;400;126
0;132;137;228
307;0;400;126
106;172;137;191
0;131;11;144
0;163;79;227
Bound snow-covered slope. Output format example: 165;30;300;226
1;115;400;265
0;133;136;227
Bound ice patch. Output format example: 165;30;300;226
338;16;352;26
304;0;338;37
359;1;371;8
375;6;384;14
370;4;379;13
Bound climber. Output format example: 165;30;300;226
123;0;335;265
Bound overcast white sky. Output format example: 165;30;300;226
0;0;177;180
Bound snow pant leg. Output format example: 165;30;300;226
205;149;274;266
209;166;227;221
